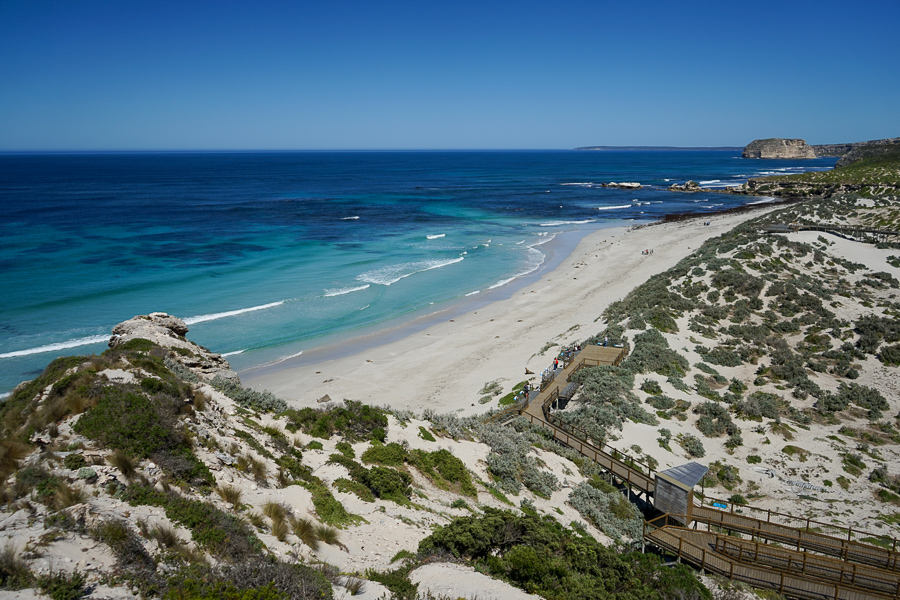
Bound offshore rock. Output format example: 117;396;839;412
601;181;642;189
109;312;240;384
742;138;816;159
668;180;702;192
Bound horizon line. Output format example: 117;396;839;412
0;146;746;155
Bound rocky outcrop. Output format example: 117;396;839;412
600;182;642;189
668;180;702;192
109;312;240;383
742;138;816;159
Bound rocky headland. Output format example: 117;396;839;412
741;138;816;159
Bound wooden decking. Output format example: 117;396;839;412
644;517;900;600
482;344;900;599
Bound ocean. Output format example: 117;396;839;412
0;150;837;395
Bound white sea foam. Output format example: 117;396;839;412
426;234;445;240
699;180;720;184
341;216;360;220
747;196;778;205
184;301;284;325
596;205;632;211
264;349;304;367
324;284;370;297
357;257;464;286
530;233;557;247
560;182;594;186
465;290;480;296
0;334;110;359
538;219;596;227
489;246;545;289
222;349;246;357
0;392;9;399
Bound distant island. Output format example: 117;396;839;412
574;145;743;151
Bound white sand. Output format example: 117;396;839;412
245;208;780;417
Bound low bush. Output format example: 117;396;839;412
418;508;710;600
282;401;388;442
209;376;286;413
568;482;642;541
679;434;705;458
123;484;262;561
38;570;86;600
361;442;407;466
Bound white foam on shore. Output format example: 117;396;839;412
747;196;779;205
222;349;246;357
357;257;465;286
538;219;596;227
0;392;9;399
465;290;480;296
426;234;446;240
560;182;594;186
489;243;547;290
596;205;632;211
0;334;110;359
184;301;284;325
324;284;370;297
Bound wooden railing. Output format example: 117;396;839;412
691;506;900;572
522;408;655;494
698;496;900;553
644;515;897;600
714;536;900;597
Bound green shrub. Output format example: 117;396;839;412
568;482;642;541
417;426;436;442
679;434;705;458
38;571;86;600
209;376;287;413
640;379;663;395
335;441;355;458
122;485;262;560
282;401;388;442
63;453;86;470
879;344;900;366
646;395;675;410
361;442;407;466
72;385;212;488
334;478;375;502
418;508;710;600
0;545;33;590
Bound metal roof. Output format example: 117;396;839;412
658;462;708;489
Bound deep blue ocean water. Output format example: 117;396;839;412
0;150;836;394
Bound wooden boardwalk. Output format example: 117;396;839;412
644;517;899;600
764;223;900;242
482;344;900;599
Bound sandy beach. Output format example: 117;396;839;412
243;206;780;417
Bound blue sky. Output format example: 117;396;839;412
1;0;898;150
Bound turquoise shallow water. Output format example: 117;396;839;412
0;150;836;394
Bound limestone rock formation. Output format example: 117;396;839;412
742;138;816;159
668;180;702;192
109;312;240;383
600;182;642;189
